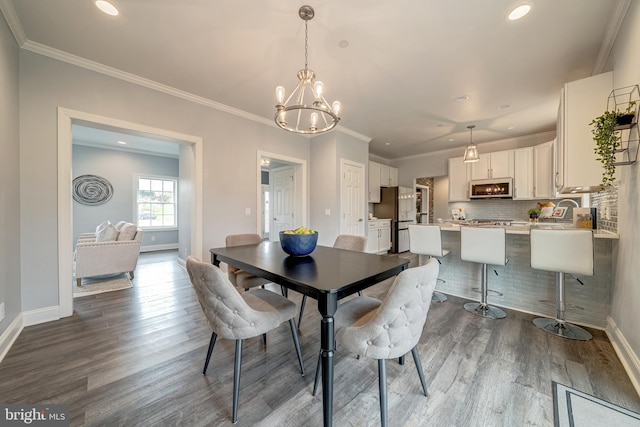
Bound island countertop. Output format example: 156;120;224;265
435;222;618;239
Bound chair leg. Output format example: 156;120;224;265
378;359;388;427
288;319;305;376
281;286;288;297
298;295;307;329
464;263;506;320
203;331;217;375
129;271;134;280
357;291;363;296
263;333;267;346
232;339;243;424
398;355;405;365
76;278;82;287
411;346;428;396
312;349;322;396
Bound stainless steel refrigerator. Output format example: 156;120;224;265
373;186;414;253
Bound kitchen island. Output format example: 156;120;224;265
428;223;617;329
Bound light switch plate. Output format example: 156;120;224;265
325;209;331;216
245;208;251;216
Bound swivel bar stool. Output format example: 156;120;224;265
530;228;593;341
409;224;450;302
460;226;508;319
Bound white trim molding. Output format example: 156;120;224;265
0;313;24;364
140;243;180;253
23;306;60;327
606;315;640;397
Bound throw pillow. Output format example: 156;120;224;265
114;221;127;231
95;220;111;235
117;223;137;241
96;223;119;242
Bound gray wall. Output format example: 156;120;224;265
310;132;369;246
0;14;21;336
19;50;310;312
72;144;180;247
609;1;640;366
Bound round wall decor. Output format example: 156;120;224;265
73;174;114;206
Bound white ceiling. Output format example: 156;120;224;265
3;0;627;159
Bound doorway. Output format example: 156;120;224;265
58;108;203;318
257;151;307;241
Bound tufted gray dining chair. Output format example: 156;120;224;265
225;234;272;290
186;256;305;424
312;258;439;427
297;234;368;328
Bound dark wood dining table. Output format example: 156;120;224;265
210;241;409;427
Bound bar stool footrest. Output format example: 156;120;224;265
533;317;592;341
471;287;504;297
464;302;506;320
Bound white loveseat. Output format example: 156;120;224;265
75;221;144;286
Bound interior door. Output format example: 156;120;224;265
341;160;365;235
271;167;295;241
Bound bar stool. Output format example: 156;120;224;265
409;224;450;302
530;229;593;341
460;226;508;319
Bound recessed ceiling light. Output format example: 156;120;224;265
117;141;127;145
508;4;531;21
507;126;516;130
448;138;455;142
453;95;470;102
384;142;392;146
338;40;349;48
96;1;119;16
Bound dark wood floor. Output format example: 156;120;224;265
1;250;639;426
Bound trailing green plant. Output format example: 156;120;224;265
590;101;636;191
527;208;540;217
590;110;622;190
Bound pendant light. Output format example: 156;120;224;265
463;125;480;163
274;5;341;134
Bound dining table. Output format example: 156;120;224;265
210;241;409;427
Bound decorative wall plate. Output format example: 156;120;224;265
73;174;113;206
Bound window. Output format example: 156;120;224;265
136;176;177;228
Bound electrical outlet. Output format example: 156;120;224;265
0;303;4;322
151;235;156;241
245;208;251;216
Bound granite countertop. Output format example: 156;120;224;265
437;222;618;239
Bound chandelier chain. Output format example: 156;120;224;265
304;20;308;71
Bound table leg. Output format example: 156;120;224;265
318;293;338;427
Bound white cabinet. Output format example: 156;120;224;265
367;220;391;253
514;147;534;200
556;72;613;193
448;156;470;201
368;161;381;203
533;141;554;198
470;151;514;180
379;164;398;187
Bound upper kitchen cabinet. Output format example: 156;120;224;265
448;156;470;201
368;161;381;203
533;140;554;198
470;151;514;180
380;164;398;187
513;147;534;200
556;71;612;193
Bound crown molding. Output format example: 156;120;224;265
0;0;27;46
592;0;632;74
18;39;371;142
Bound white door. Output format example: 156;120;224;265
341;160;365;236
271;167;295;241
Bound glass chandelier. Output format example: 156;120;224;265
275;5;341;134
463;125;480;163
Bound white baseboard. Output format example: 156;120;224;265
140;243;179;253
606;316;640;396
0;313;24;364
23;305;61;327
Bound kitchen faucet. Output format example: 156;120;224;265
552;198;580;222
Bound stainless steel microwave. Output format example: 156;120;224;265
469;178;513;199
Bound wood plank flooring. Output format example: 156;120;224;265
1;250;639;426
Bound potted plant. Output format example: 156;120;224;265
527;208;540;222
589;101;636;190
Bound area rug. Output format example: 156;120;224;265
553;381;640;426
73;274;132;297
